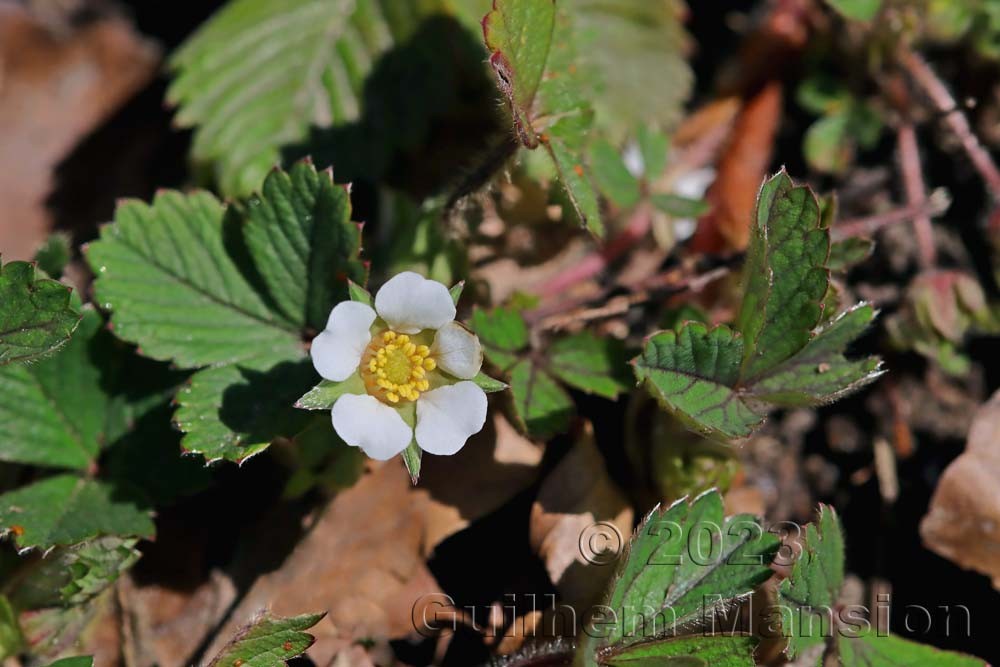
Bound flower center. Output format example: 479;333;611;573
362;331;436;404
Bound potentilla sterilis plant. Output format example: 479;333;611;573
309;272;491;462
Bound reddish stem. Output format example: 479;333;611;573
896;123;937;268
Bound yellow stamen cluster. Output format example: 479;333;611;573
364;331;436;403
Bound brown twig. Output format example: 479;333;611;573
899;48;1000;202
832;191;950;240
896;123;937;268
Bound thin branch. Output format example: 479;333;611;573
900;48;1000;202
832;190;950;240
896;123;937;268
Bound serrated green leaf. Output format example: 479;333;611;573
826;0;881;22
295;373;366;411
595;491;778;651
0;259;80;366
828;237;875;272
603;635;756;666
633;323;762;440
838;629;987;666
747;304;883;406
778;505;844;659
169;0;404;196
242;161;365;331
87;190;301;368
175;360;315;464
0;309;115;469
736;170;830;381
472;306;529;371
0;475;154;551
590;139;641;208
9;536;140;609
508;359;574;438
549;331;629;399
207;612;325;667
472;371;508;393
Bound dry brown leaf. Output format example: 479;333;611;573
0;5;158;258
529;423;633;611
921;389;1000;588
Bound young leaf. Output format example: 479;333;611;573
169;0;400;195
0;475;154;551
633;323;763;440
548;331;630;399
828;237;875;272
736;170;830;381
0;309;117;470
0;259;80;366
175;361;315;464
33;233;72;280
484;0;603;235
206;611;325;667
242;161;365;331
838;629;987;666
87;190;302;368
747;304;883;406
8;537;140;609
589;491;778;653
602;635;755;666
778;505;844;659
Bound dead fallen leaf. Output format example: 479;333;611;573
921;389;1000;588
530;422;633;611
0;5;158;259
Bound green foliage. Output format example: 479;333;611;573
828;237;875;272
0;259;80;366
33;234;72;280
0;475;154;551
576;490;777;666
207;612;325;667
43;659;93;667
88;161;363;463
839;629;987;666
797;76;883;176
635;171;882;440
825;0;881;21
472;306;629;438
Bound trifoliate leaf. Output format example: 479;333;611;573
633;323;763;440
736;170;830;380
838;629;987;666
206;611;325;667
549;331;630;399
0;259;80;366
0;475;154;551
747;304;883;406
472;306;529;371
169;0;400;196
778;505;844;659
593;491;778;651
602;635;756;666
87;190;302;368
8;536;140;609
0;309;116;470
294;374;366;411
175;360;315;464
508;359;574;439
484;0;603;235
242;161;365;331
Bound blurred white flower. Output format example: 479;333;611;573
311;272;487;460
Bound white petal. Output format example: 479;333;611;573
311;301;376;381
374;271;456;334
415;381;487;456
430;322;483;380
331;393;412;460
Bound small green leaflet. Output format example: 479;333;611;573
472;306;628;438
633;323;762;440
0;259;80;366
825;0;881;22
483;0;603;235
634;171;881;440
0;475;154;551
839;629;987;666
206;612;324;667
577;490;777;666
42;658;93;667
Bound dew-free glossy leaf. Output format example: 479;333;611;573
633;323;762;440
549;331;630;399
472;306;529;371
508;359;574;439
206;612;325;667
603;634;756;666
0;260;80;366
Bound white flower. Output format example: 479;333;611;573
310;272;488;461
